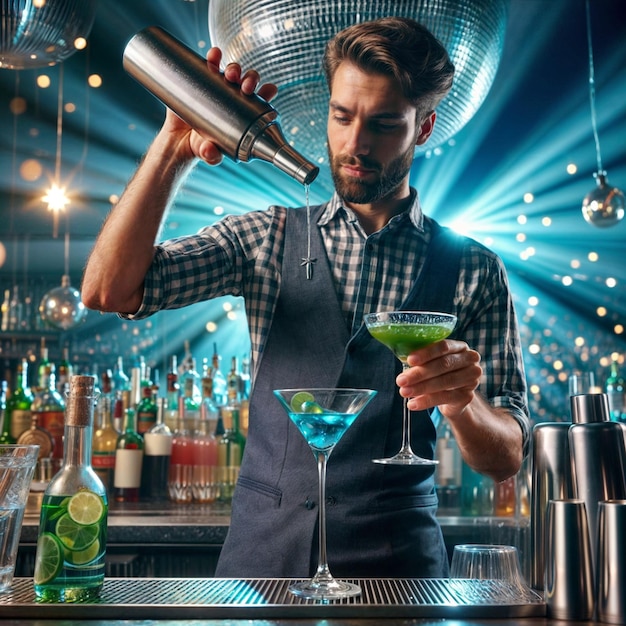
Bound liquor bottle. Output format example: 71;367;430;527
113;408;144;502
112;356;130;394
31;363;66;462
91;395;118;495
36;339;50;392
239;355;251;438
56;347;73;395
606;360;626;422
141;398;172;500
211;343;228;408
135;384;157;434
0;381;14;444
434;417;462;515
6;358;34;441
494;475;517;517
8;284;22;331
180;372;201;433
167;399;194;503
461;462;494;516
192;391;219;503
0;288;9;331
165;355;180;432
180;351;201;406
33;375;108;602
217;381;246;503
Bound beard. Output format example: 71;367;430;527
328;141;415;204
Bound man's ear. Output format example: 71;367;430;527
416;111;436;146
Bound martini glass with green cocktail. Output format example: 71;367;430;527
364;311;457;465
273;388;377;601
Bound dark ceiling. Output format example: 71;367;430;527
0;0;625;422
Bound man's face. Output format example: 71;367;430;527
326;62;434;206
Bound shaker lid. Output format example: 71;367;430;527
570;393;610;423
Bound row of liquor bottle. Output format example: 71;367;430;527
0;343;249;505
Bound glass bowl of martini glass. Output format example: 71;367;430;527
273;388;377;600
363;310;457;465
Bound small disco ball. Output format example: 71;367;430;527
39;275;87;331
209;0;508;166
582;172;625;228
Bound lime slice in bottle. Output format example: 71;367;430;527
290;391;315;412
34;532;64;585
67;491;105;526
65;538;101;565
55;514;99;551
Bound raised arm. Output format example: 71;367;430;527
81;48;277;315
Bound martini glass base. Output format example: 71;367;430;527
373;451;439;465
289;578;361;600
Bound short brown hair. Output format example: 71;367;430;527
323;17;455;116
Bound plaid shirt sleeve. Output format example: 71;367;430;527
454;240;531;456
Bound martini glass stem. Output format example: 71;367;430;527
313;449;333;584
398;363;415;457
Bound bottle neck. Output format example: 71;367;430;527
64;423;93;467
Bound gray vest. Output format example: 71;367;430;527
215;204;462;578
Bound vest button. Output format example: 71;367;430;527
305;498;316;510
326;496;337;506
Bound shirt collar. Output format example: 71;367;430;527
319;187;425;232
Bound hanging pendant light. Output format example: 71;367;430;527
39;233;86;330
208;0;507;169
0;0;98;70
580;0;624;228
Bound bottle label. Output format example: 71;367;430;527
92;452;116;469
136;411;157;434
10;409;32;440
144;433;173;456
114;449;143;488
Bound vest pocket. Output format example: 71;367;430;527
236;475;283;507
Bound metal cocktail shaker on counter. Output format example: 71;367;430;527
529;422;573;590
123;26;319;186
568;393;626;578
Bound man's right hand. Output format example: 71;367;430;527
161;47;278;167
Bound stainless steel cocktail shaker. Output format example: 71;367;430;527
569;394;626;575
123;26;319;186
529;423;573;590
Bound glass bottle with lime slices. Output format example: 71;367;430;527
34;375;108;602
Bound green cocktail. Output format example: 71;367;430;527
367;322;455;363
364;311;457;465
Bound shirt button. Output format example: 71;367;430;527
326;496;337;506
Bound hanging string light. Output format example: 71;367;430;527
42;63;71;238
581;0;624;227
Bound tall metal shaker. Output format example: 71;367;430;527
123;26;319;186
544;499;594;621
568;393;626;575
529;422;573;589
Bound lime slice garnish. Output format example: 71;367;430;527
34;532;64;585
55;514;99;551
67;491;105;526
302;400;324;414
290;391;315;412
65;538;100;565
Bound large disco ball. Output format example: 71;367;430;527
39;275;87;330
209;0;507;166
0;0;98;69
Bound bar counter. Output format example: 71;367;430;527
20;496;530;573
